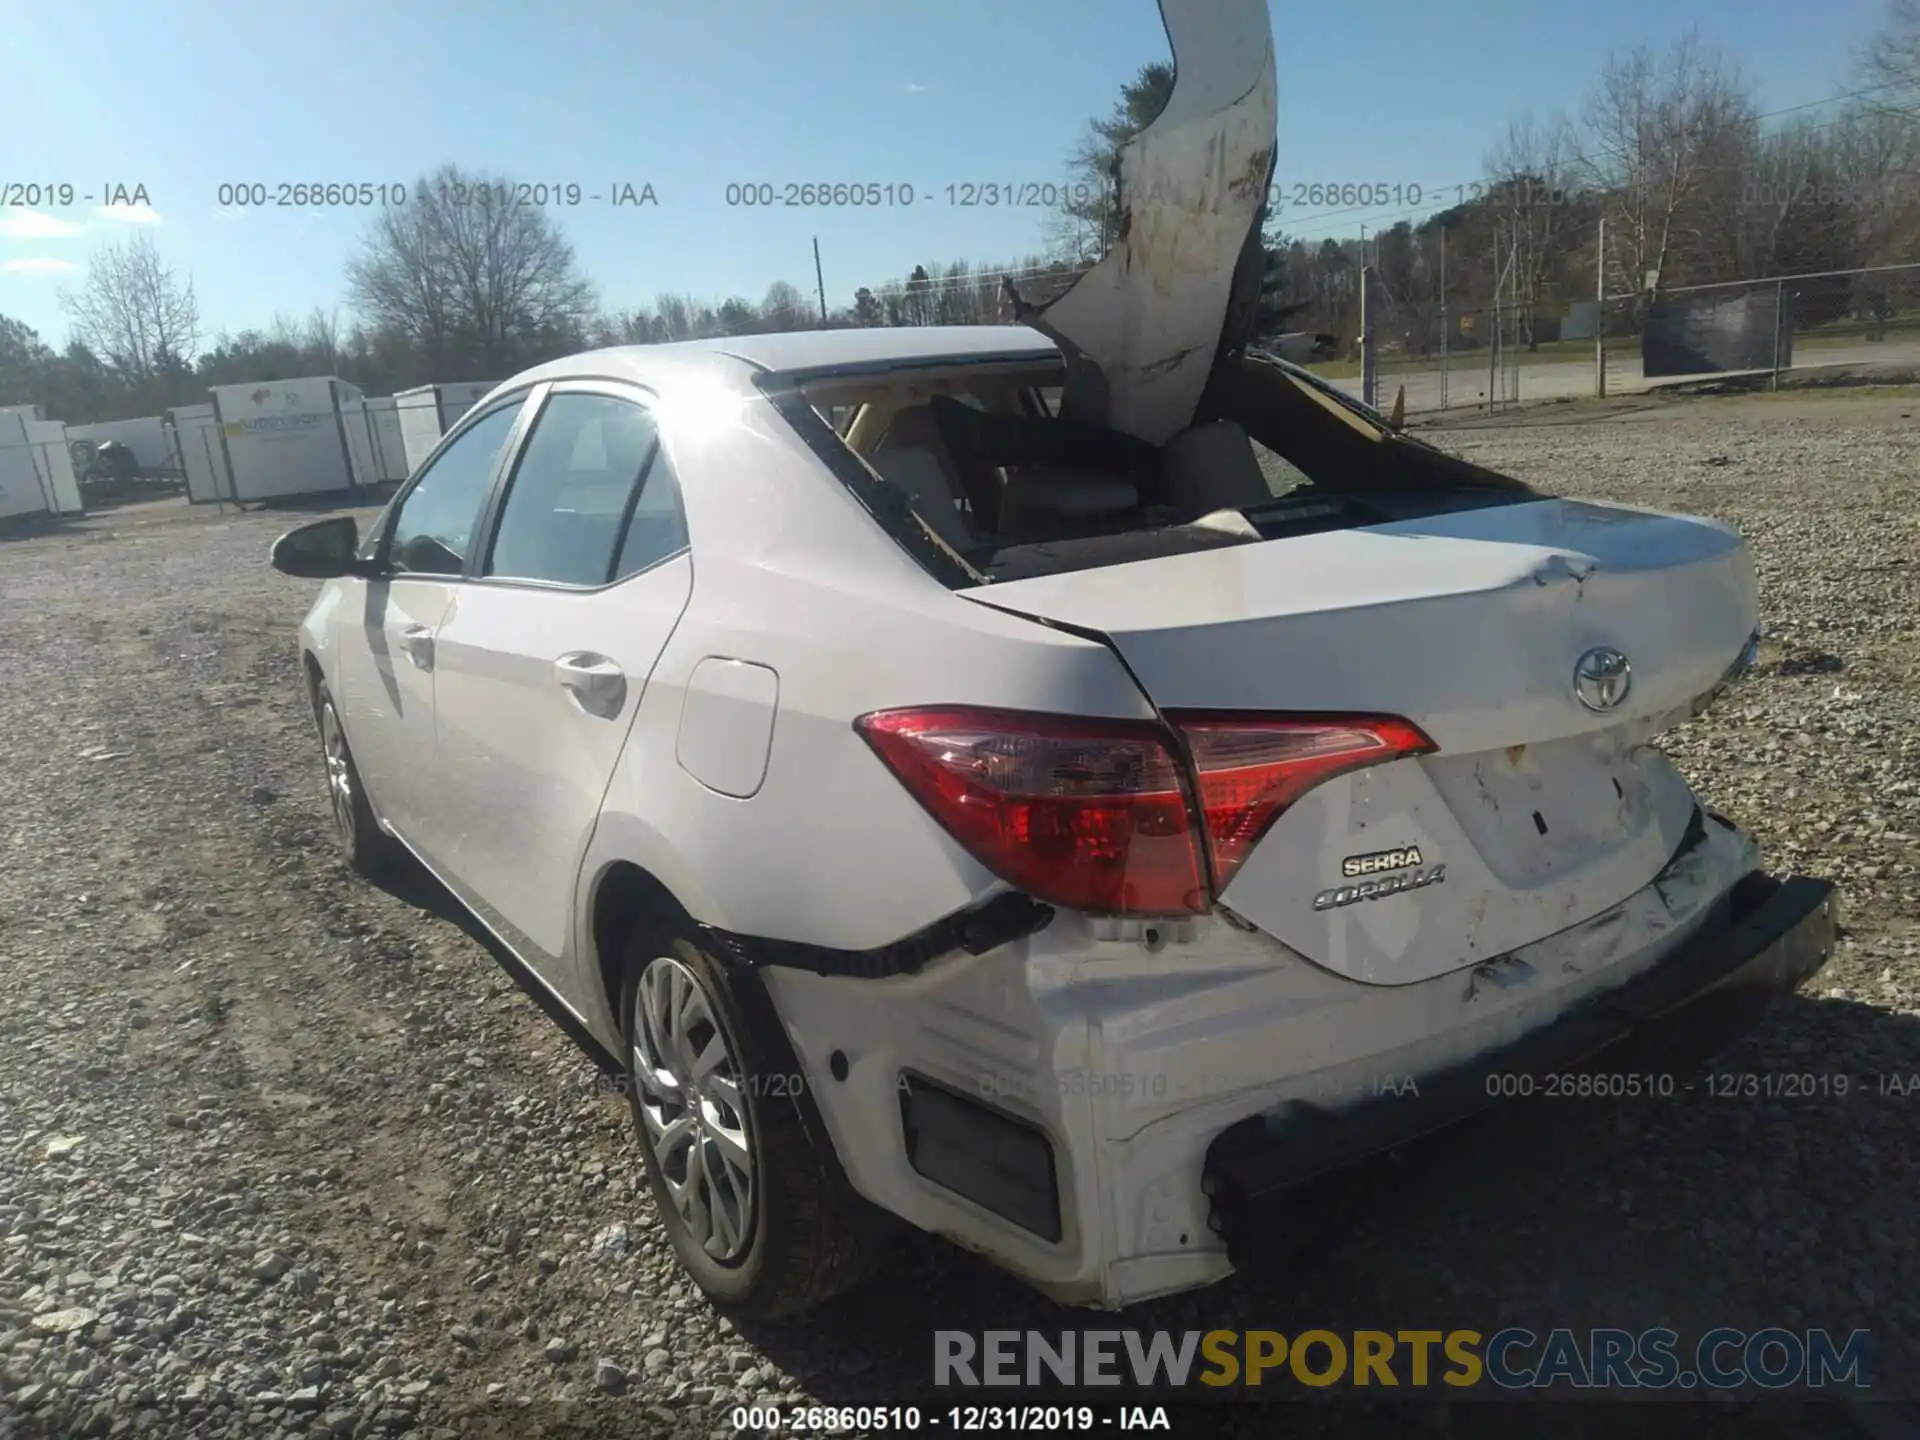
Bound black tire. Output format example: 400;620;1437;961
312;680;404;878
617;930;880;1320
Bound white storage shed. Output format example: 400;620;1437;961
207;377;377;503
361;397;411;482
394;382;494;473
0;413;83;521
335;387;380;495
26;419;83;516
169;403;236;505
0;403;49;422
0;414;44;521
66;415;171;471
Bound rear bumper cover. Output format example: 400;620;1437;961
1203;870;1839;1266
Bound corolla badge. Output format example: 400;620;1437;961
1573;646;1632;711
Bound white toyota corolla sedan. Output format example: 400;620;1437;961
270;324;1836;1318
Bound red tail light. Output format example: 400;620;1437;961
854;707;1207;914
856;707;1435;916
1169;713;1437;892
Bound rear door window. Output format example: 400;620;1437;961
483;392;668;587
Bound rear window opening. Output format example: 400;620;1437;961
778;351;1539;586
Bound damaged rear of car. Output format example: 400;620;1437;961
753;330;1837;1304
740;0;1837;1306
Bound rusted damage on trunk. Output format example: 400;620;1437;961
1011;0;1278;446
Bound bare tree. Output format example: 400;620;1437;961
760;281;811;332
1484;112;1583;346
346;164;598;376
57;233;199;401
1859;0;1920;107
303;307;343;371
1830;106;1920;266
1582;31;1756;297
266;312;306;350
652;293;693;341
1843;2;1920;264
903;265;936;326
1729;117;1872;279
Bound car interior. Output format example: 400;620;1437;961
803;353;1537;583
388;400;691;587
482;408;673;587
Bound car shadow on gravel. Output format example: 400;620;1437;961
252;484;403;513
191;485;401;521
720;991;1917;1437
0;513;86;543
365;850;621;1071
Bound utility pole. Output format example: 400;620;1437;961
813;237;828;325
1439;225;1449;410
1772;277;1786;392
1488;226;1500;411
1506;230;1519;406
1595;216;1607;399
1359;264;1376;409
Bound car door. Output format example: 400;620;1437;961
428;382;694;999
331;397;528;863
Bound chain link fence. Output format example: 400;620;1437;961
1598;263;1920;393
1359;269;1522;419
1326;260;1920;417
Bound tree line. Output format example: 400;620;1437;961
1268;9;1920;350
0;190;1095;426
7;1;1920;422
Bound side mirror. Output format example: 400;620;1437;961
271;516;367;579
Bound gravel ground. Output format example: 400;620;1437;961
1;389;1916;1440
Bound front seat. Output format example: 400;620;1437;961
869;406;976;552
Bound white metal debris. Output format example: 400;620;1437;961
1025;0;1277;445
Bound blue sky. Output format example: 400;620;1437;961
0;0;1885;348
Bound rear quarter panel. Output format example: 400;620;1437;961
584;553;1154;949
572;402;1155;1040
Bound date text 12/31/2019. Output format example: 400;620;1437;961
730;1404;1175;1433
212;182;658;210
723;182;1105;208
1268;180;1574;212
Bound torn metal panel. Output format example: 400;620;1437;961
1023;0;1278;445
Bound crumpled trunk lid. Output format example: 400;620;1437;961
1017;0;1277;446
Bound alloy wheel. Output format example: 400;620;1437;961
630;955;757;1262
319;702;357;848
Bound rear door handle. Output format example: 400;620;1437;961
555;652;627;717
399;624;435;671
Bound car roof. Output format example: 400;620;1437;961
502;325;1063;396
694;324;1060;372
